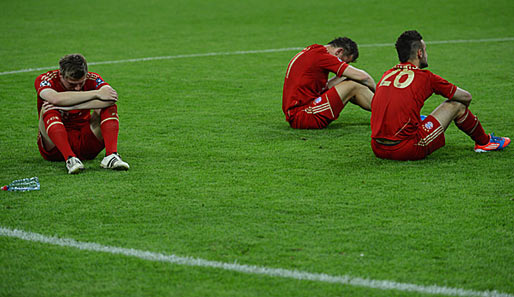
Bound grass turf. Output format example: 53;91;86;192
0;0;513;296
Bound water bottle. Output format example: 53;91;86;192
1;177;40;192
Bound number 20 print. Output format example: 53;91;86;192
379;69;415;89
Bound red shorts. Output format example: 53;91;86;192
38;124;104;161
289;88;344;129
371;115;446;161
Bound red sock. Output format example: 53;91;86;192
43;110;75;159
454;108;489;145
100;105;119;156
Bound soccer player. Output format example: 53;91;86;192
35;54;130;174
282;37;376;129
370;30;510;161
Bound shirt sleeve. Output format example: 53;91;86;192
319;53;349;77
430;72;457;99
87;72;109;90
35;76;54;97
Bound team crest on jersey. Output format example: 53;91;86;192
424;121;434;130
40;80;51;88
95;77;105;88
313;97;322;104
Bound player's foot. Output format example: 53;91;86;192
101;153;130;170
66;156;84;174
474;133;511;152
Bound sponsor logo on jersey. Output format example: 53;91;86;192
95;77;105;88
424;121;434;130
313;97;322;104
40;80;51;88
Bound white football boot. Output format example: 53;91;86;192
101;153;130;170
66;157;85;174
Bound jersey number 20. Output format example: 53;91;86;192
379;69;414;89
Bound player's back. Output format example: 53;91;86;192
282;44;341;120
371;63;435;140
282;44;328;115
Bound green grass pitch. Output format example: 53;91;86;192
0;0;513;296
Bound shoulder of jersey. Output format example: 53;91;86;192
86;72;100;80
40;70;59;81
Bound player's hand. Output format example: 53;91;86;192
42;101;60;111
97;86;118;101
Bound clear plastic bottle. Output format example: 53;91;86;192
1;177;40;191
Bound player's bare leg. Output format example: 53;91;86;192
90;109;103;141
430;100;466;130
333;80;373;111
38;107;56;151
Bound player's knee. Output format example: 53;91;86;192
100;105;118;119
40;104;55;117
41;109;64;134
350;81;369;96
446;99;467;117
42;108;61;121
342;80;362;90
336;80;361;100
335;79;357;91
102;104;117;112
455;100;467;113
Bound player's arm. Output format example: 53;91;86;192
450;87;472;107
43;99;115;111
341;65;376;92
40;85;118;107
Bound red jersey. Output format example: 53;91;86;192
35;70;109;129
370;63;457;140
282;44;349;121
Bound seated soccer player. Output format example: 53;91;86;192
370;30;510;161
282;37;376;129
35;53;130;173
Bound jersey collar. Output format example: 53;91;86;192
394;62;419;70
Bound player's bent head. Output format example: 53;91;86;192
59;54;88;80
395;30;423;63
328;37;359;62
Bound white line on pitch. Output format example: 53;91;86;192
1;37;513;77
1;226;512;297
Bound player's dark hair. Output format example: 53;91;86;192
59;54;88;79
395;30;423;63
328;37;359;62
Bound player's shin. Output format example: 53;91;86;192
43;109;75;159
100;105;119;156
454;108;489;145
